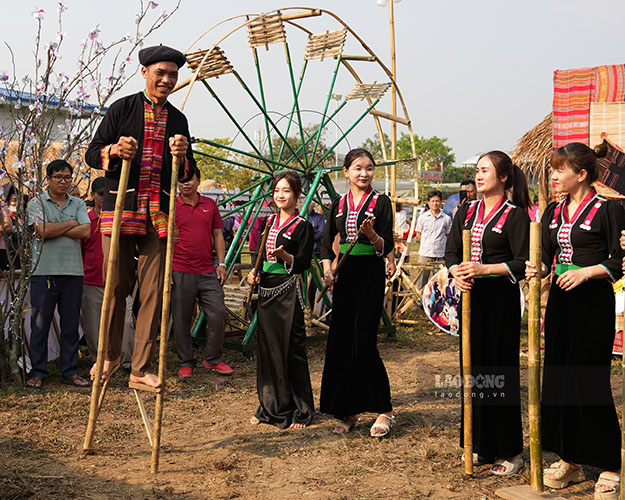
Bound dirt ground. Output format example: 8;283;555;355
0;313;621;500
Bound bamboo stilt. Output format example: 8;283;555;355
150;155;180;474
461;229;473;475
528;223;543;491
83;159;131;455
134;389;154;447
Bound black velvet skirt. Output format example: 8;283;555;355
541;278;620;470
458;276;523;461
255;273;314;429
320;254;392;419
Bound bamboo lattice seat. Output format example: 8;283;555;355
345;83;391;101
247;13;286;49
304;29;347;61
223;283;248;311
185;47;234;80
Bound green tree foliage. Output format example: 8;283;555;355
443;166;475;183
360;132;456;179
193;139;256;191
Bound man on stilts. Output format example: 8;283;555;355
85;45;195;388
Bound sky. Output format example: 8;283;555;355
3;0;625;167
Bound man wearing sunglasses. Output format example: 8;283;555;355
26;159;91;388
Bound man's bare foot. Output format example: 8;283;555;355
129;372;161;388
90;357;120;381
250;416;260;425
289;422;306;429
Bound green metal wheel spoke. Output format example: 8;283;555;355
233;71;307;171
193;148;273;176
299;171;323;215
283;42;309;169
217;176;271;208
224;181;267;269
283;100;347;167
322;173;340;200
195;138;293;171
201;80;274;172
311;98;382;170
225;198;266;276
277;59;308;164
310;56;342;164
252;47;275;162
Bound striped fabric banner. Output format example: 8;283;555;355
553;67;595;148
593;64;625;103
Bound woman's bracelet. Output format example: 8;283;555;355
584;268;589;282
370;234;381;245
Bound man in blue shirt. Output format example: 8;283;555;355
26;159;90;388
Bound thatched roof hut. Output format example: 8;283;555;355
511;113;553;211
511;113;552;188
511;112;625;207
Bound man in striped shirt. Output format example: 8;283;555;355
85;45;195;388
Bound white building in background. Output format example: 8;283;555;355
0;88;105;143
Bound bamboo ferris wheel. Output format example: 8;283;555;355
172;7;418;343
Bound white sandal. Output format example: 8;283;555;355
595;471;620;500
490;456;523;476
370;414;395;438
332;415;359;435
543;461;585;489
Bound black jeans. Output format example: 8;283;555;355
29;275;83;379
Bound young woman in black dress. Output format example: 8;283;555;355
446;151;530;475
526;143;624;498
248;171;314;429
319;148;396;437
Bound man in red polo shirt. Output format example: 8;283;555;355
82;177;135;372
172;167;233;378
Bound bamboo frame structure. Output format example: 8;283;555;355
461;230;473;475
83;159;131;454
528;222;543;491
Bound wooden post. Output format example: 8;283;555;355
150;155;179;474
528;222;543;491
461;229;473;475
83;159;131;454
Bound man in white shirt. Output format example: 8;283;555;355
415;190;452;289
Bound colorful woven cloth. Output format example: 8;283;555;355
554;64;625;150
593;64;625;103
597;134;625;196
553;67;595;148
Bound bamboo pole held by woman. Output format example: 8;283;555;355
528;222;544;491
461;229;473;475
246;222;271;306
150;155;179;474
83;159;131;454
315;216;373;304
